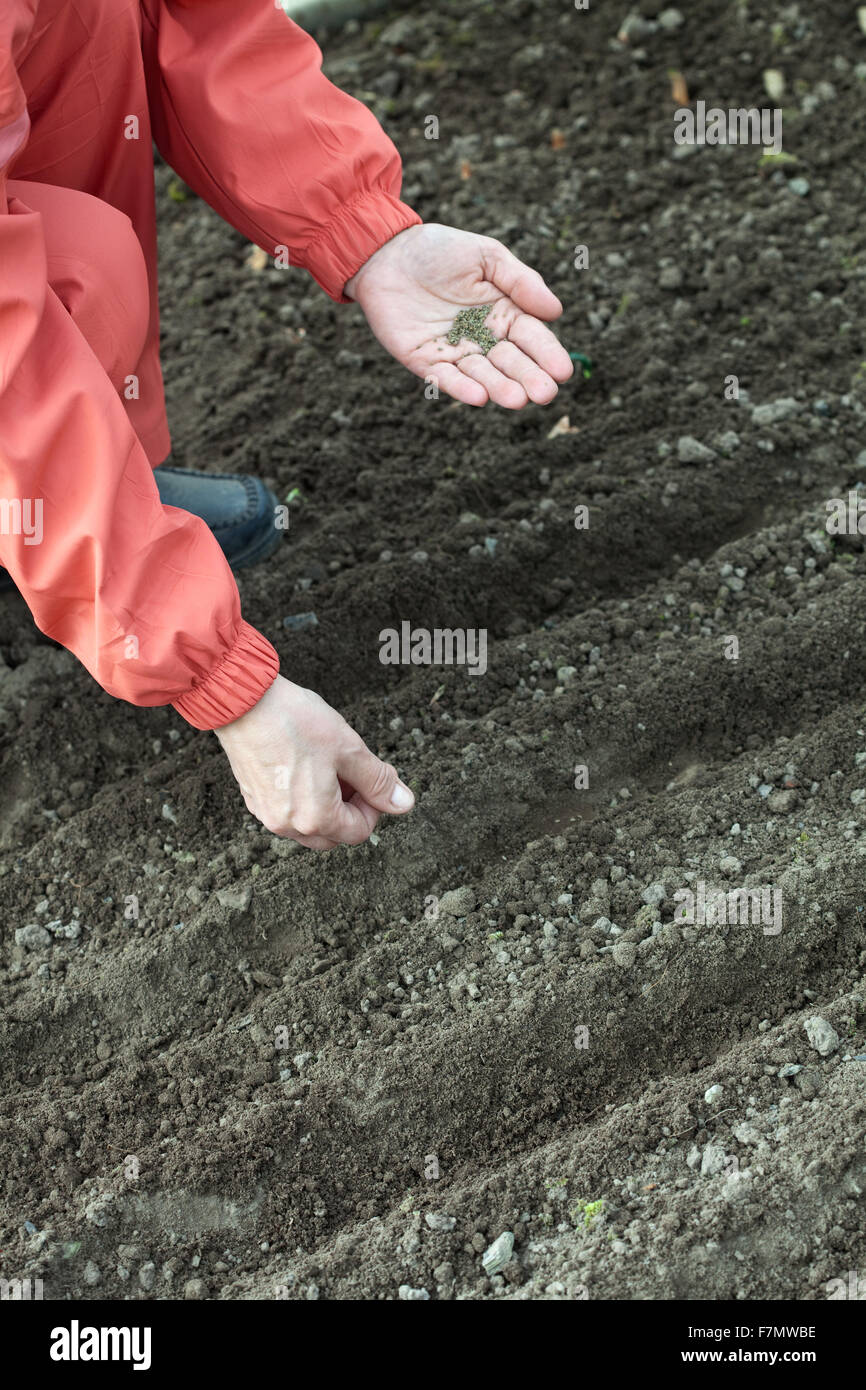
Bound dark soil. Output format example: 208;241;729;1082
1;0;866;1301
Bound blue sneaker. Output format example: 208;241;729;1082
154;466;284;570
0;467;283;591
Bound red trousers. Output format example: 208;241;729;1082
0;0;419;727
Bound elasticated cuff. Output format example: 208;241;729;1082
171;620;279;730
300;187;422;302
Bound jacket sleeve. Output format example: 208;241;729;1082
140;0;422;300
0;82;279;731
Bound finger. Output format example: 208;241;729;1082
457;353;529;410
503;314;574;383
426;361;489;407
338;745;415;815
325;793;381;846
348;790;381;834
480;238;564;321
339;779;383;838
289;779;376;846
486;339;560;404
291;832;340;851
265;813;339;850
276;781;370;847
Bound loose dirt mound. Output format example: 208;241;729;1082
1;0;865;1301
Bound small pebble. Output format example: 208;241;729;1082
700;1144;728;1176
15;924;52;950
612;939;637;969
425;1213;456;1232
803;1016;839;1057
216;885;252;913
751;398;803;427
641;883;666;907
283;612;319;632
438;886;477;918
677;436;716;464
482;1231;514;1276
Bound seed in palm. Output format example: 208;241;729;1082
446;304;498;356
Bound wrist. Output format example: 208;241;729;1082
344;223;422;301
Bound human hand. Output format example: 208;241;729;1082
345;222;573;409
215;675;414;850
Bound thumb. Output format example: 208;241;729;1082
481;237;563;320
339;744;415;816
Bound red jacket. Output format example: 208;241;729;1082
0;0;420;729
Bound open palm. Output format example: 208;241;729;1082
345;223;573;409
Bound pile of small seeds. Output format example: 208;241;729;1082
446;303;498;355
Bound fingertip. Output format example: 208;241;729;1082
460;375;490;408
548;354;574;386
544;291;564;319
390;782;415;812
518;275;564;323
530;376;560;405
433;365;488;407
502;382;530;411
